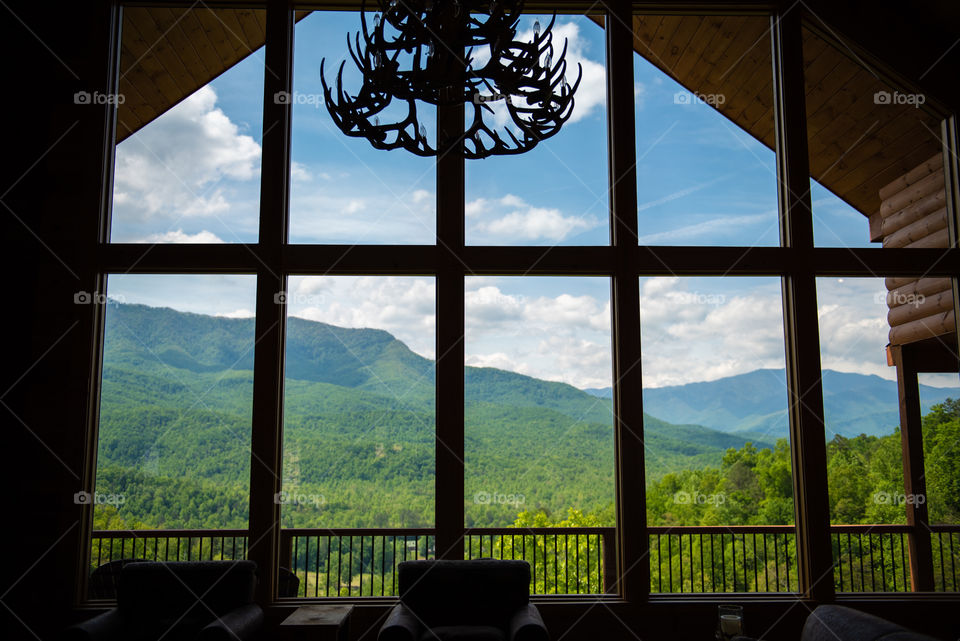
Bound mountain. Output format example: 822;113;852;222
614;369;959;439
97;303;773;529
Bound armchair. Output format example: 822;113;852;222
379;559;548;641
64;560;264;641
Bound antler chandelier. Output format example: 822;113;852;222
320;0;582;159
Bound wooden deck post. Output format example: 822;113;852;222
892;343;936;591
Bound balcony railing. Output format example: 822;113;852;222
89;524;960;598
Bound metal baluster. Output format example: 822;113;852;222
575;534;580;593
878;533;887;591
656;534;661;592
700;534;706;593
762;534;769;591
949;533;957;591
678;534;684;593
784;534;791;592
900;533;908;593
730;532;737;592
325;536;332;597
888;533;896;592
359;536;365;597
937;532;946;592
720;534;726;592
868;534;877;591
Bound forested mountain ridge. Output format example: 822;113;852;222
95;303;958;532
587;369;959;437
96;303;769;529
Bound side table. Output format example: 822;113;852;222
277;604;354;641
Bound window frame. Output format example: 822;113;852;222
81;0;960;605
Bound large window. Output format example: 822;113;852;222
82;3;959;603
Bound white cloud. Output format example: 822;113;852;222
465;281;612;388
217;308;255;318
468;194;598;242
113;86;261;226
139;229;225;244
288;276;436;358
291;161;312;182
289;181;435;243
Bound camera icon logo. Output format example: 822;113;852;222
274;91;291;105
74;291;92;304
874;91;891;105
74;491;92;504
673;91;692;105
274;291;288;304
74;91;91;104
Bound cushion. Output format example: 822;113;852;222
118;561;257;632
420;625;506;641
399;560;530;627
802;605;940;641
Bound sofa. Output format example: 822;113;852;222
378;559;548;641
64;560;263;641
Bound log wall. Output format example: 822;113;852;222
878;154;955;345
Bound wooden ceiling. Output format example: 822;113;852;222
116;8;309;143
118;9;944;220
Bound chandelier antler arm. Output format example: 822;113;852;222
321;59;435;157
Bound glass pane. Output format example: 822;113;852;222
464;277;615;594
817;277;960;592
289;11;436;244
639;276;798;593
802;22;948;248
89;274;256;594
633;15;779;246
465;14;608;246
279;276;435;596
110;7;265;243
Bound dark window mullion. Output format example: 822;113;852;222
608;3;647;602
248;0;293;605
773;9;834;601
436;95;466;560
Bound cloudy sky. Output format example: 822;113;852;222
106;12;959;393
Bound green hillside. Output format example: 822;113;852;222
94;303;770;529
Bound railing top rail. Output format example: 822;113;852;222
828;524;914;534
280;528;436;536
92;529;248;538
647;525;796;534
91;522;956;539
465;527;616;535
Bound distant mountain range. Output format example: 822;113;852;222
98;303;785;527
585;369;959;438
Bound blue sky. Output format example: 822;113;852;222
105;11;959;391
